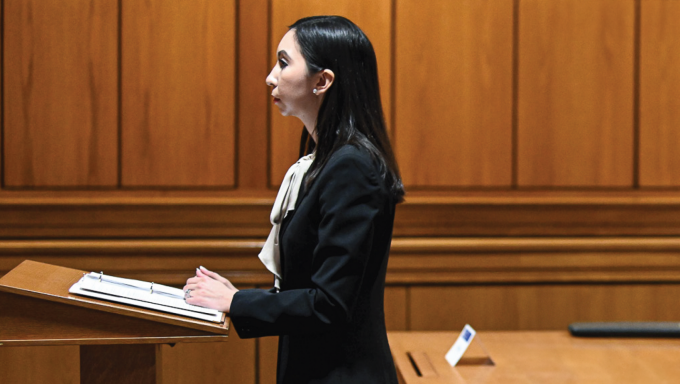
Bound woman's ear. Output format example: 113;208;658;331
314;69;335;96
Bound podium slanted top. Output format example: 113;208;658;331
0;260;229;346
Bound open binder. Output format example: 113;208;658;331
69;272;224;323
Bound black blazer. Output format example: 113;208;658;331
230;145;399;384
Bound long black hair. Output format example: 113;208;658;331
290;16;405;203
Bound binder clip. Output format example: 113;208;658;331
99;272;104;282
150;282;154;294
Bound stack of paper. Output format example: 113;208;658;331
69;272;224;323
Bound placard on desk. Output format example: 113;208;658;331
0;260;229;347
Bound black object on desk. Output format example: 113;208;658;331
569;322;680;337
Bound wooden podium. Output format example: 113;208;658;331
0;260;229;384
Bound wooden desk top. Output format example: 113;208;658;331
388;331;680;384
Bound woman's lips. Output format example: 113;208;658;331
273;97;280;104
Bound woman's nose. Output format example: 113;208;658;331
265;67;277;87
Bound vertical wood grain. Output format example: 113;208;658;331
0;345;79;383
238;0;270;190
517;0;635;187
80;344;156;384
395;0;514;188
384;286;407;331
161;338;255;384
258;337;279;384
268;0;392;187
639;0;680;187
122;0;236;187
410;284;680;331
4;0;118;187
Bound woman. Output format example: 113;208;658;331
184;15;404;383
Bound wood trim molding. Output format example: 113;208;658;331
3;192;680;238
395;194;680;236
2;237;680;286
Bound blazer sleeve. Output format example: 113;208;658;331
229;151;384;338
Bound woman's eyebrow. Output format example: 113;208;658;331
277;50;291;60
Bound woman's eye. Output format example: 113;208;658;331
278;59;288;68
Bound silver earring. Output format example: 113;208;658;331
313;89;318;95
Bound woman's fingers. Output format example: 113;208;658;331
183;266;238;312
198;266;229;285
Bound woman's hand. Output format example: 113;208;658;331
183;266;238;313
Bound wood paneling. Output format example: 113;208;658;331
640;0;680;186
161;328;256;384
6;192;680;239
259;337;279;384
388;237;680;284
3;0;118;187
410;284;680;331
268;0;393;186
121;0;236;187
6;235;680;288
395;0;513;187
0;346;79;384
393;193;680;237
518;0;634;187
384;286;408;331
0;196;273;239
0;239;270;286
238;0;270;190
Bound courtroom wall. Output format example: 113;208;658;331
2;1;680;383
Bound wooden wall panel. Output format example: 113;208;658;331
3;0;118;187
518;0;634;187
410;284;680;331
259;337;279;384
269;0;393;186
0;346;79;384
238;0;270;190
640;0;680;187
161;335;255;384
395;0;513;188
384;286;408;331
122;0;236;187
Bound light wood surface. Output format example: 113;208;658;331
268;0;393;186
640;0;680;186
121;0;236;187
389;331;680;383
4;0;118;187
395;0;513;187
517;0;634;186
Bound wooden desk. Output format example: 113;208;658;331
388;331;680;384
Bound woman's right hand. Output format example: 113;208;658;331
183;266;238;312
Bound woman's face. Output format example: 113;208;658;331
266;30;319;120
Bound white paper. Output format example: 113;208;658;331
69;274;224;323
445;324;476;366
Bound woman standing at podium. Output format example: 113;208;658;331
184;15;404;384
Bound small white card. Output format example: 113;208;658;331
445;324;476;366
